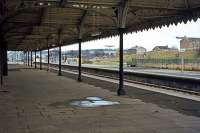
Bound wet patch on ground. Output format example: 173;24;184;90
70;97;120;108
49;97;120;108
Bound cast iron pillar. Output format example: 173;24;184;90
0;48;3;87
47;47;50;71
2;41;8;76
0;3;7;86
58;46;62;76
35;51;37;69
28;51;30;66
40;50;42;70
23;52;25;65
0;2;7;77
0;40;3;86
117;28;126;96
25;52;28;66
78;39;82;82
30;51;32;67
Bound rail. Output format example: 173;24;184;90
37;62;200;95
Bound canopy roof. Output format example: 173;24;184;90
1;0;200;51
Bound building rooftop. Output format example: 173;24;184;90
129;45;146;49
177;36;200;41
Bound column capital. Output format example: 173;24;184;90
77;38;82;42
118;28;126;34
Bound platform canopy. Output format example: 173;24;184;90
1;0;200;51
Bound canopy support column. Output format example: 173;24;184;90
2;41;8;76
31;51;32;67
78;39;82;82
46;37;50;71
47;47;50;71
0;48;3;87
26;52;28;66
28;51;30;67
57;29;62;76
0;37;3;87
58;45;62;76
23;52;25;65
0;1;7;76
0;0;5;87
35;51;37;69
116;0;128;96
117;28;126;96
40;50;42;70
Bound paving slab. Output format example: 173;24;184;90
0;65;200;133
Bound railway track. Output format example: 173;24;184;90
44;65;200;96
80;71;200;96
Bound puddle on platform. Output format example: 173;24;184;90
86;97;102;101
70;97;120;108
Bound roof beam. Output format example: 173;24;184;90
185;0;190;9
0;0;6;24
2;7;37;26
37;7;45;26
59;0;67;7
3;23;36;34
18;8;45;48
57;28;62;46
66;1;188;11
77;10;87;39
67;1;117;6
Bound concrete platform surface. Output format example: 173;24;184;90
0;65;200;133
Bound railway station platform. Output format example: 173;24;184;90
0;65;200;133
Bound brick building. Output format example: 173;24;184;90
177;36;200;51
127;46;146;55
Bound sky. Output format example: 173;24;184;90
62;18;200;52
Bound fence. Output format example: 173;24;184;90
127;58;200;71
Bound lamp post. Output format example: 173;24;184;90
180;48;185;72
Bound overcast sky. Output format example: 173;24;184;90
62;18;200;51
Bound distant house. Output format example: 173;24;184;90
177;36;200;51
127;46;146;55
153;46;168;51
152;45;177;52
